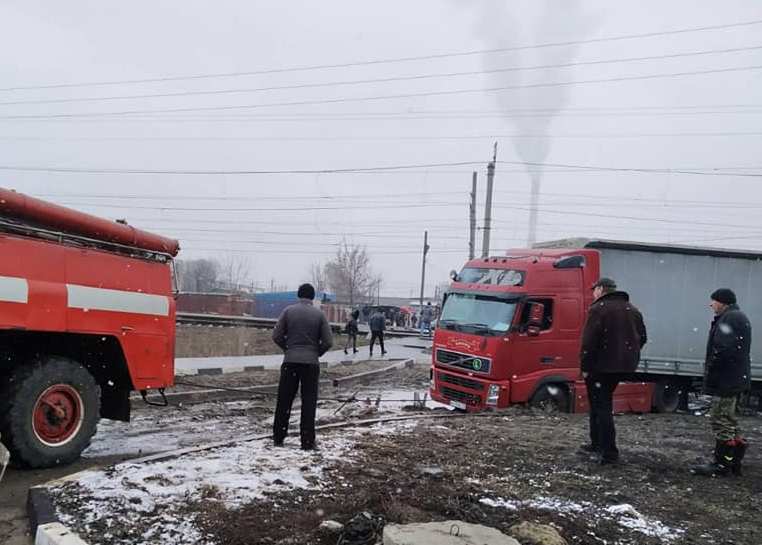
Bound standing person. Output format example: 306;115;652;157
343;309;360;355
420;302;434;334
692;288;752;477
271;283;333;450
579;277;647;465
369;309;387;357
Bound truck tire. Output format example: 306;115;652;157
652;380;682;413
0;356;100;468
530;384;569;414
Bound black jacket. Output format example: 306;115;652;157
580;291;647;375
703;304;752;396
345;317;358;336
369;312;386;332
272;299;333;364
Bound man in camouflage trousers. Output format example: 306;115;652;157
692;288;752;477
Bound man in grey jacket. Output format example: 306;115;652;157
272;283;333;449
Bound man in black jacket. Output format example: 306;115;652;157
580;277;647;465
692;288;752;476
369;309;387;357
272;283;333;450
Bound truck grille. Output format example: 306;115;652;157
436;349;491;374
441;387;482;406
437;373;484;391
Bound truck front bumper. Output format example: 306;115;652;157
430;367;510;411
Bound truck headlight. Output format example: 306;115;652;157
486;384;500;405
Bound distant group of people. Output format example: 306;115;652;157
580;277;751;476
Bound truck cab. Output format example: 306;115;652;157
431;249;655;413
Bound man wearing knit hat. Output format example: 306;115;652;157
271;283;334;450
692;288;752;477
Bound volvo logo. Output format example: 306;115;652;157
471;358;483;371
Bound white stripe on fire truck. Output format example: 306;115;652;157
66;284;170;317
0;276;28;304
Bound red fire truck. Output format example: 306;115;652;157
0;188;179;468
430;240;762;414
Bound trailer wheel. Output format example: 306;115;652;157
0;356;100;468
530;384;569;414
652;380;682;413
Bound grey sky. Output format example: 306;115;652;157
1;1;761;297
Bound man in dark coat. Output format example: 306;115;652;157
272;283;333;450
692;288;752;476
580;277;647;464
343;309;360;355
369;309;387;357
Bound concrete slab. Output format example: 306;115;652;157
383;521;520;545
35;523;88;545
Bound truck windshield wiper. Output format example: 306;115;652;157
462;322;491;331
438;319;459;330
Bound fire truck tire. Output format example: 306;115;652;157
530;383;570;413
652;380;681;413
0;356;100;469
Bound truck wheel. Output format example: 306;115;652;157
652;380;681;413
530;384;569;414
0;356;100;468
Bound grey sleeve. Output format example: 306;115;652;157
272;309;288;351
318;315;333;356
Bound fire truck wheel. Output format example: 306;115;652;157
530;384;569;414
0;356;100;469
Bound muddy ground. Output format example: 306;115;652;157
0;360;427;545
43;361;762;545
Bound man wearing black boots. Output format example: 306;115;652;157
579;277;648;465
692;288;751;477
369;309;387;357
271;283;333;450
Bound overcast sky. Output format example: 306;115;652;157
1;1;761;297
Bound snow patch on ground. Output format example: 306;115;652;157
606;504;685;541
482;496;684;543
54;421;415;545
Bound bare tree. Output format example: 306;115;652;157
219;253;252;292
324;240;374;306
309;261;328;294
176;258;220;292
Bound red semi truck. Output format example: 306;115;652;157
430;240;762;414
0;188;179;468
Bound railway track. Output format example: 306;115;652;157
176;311;425;337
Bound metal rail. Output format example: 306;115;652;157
176;311;423;337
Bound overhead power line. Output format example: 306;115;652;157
3;131;762;142
8;104;762;124
2;18;760;92
3;64;762;120
0;160;483;175
2;44;761;107
3;159;760;177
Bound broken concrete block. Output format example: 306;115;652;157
319;520;344;533
508;521;567;545
415;465;444;479
383;520;520;545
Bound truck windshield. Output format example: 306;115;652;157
438;293;517;336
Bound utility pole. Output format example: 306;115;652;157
469;171;477;260
481;143;497;258
419;230;429;311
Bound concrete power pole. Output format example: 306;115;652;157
419;230;430;310
481;143;497;258
469;171;477;260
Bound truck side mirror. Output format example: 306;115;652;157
527;302;545;337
